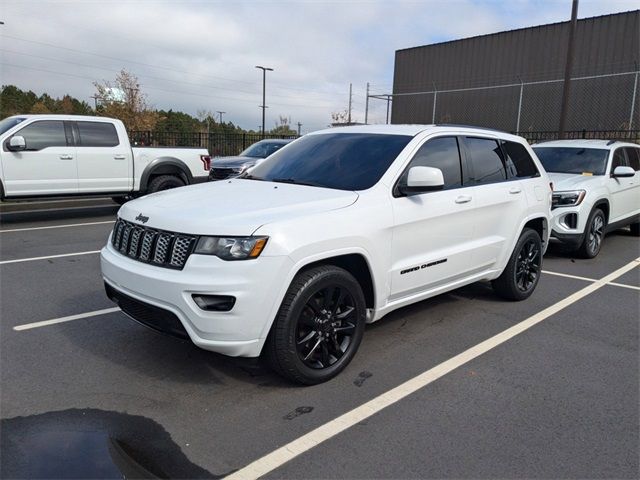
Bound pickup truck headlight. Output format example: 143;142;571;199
552;190;586;208
194;236;268;260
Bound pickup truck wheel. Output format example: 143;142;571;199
492;228;542;301
265;265;366;385
577;208;606;258
147;175;185;194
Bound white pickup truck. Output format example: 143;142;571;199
0;115;211;203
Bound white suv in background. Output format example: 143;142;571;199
101;125;551;384
533;140;640;258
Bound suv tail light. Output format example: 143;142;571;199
200;155;211;171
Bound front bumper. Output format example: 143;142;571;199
101;242;293;357
550;206;586;246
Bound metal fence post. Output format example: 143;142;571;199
516;80;524;133
629;70;639;131
432;90;437;124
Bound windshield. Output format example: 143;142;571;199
240;141;287;158
533;147;609;175
245;133;412;190
0;117;27;135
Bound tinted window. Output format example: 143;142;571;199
399;136;462;189
611;148;628;171
465;137;506;185
624;147;640;171
14;121;67;151
240;141;287;158
246;133;412;191
77;122;119;147
533;147;609;175
501;141;539;178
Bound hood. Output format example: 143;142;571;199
549;172;603;191
119;180;359;235
212;156;259;168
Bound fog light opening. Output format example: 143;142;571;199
192;294;236;312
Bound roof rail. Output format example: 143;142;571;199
435;123;509;135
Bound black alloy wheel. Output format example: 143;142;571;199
515;237;541;292
492;227;543;301
295;286;357;369
265;265;366;384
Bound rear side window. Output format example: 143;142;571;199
13;120;67;151
399;136;462;190
464;137;506;185
76;122;119;147
501;141;539;178
624;147;640;171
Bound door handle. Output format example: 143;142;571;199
509;186;522;194
59;154;73;160
113;154;126;160
455;195;472;204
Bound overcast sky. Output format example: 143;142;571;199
0;0;637;132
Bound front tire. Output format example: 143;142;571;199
492;228;542;301
629;222;640;236
577;208;606;258
265;265;366;385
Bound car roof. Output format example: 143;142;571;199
308;124;526;141
532;139;640;149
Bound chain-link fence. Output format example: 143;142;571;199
129;131;298;156
384;70;639;142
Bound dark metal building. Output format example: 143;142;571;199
391;10;640;137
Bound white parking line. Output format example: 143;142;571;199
0;250;101;265
225;258;640;480
543;269;640;290
0;220;114;233
13;307;120;331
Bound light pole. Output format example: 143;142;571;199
255;65;273;137
216;111;226;124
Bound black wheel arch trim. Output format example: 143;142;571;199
139;157;193;192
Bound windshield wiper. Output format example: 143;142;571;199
271;178;323;187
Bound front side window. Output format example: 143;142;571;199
501;141;539;178
13;120;67;151
611;148;628;172
398;136;462;190
465;137;506;185
246;133;412;190
77;122;119;147
533;147;609;175
0;116;27;135
624;147;640;171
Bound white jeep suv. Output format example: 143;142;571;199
533;140;640;258
101;125;551;384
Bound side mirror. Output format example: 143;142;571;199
399;166;445;196
8;135;26;152
612;166;635;178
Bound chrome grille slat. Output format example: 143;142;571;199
111;219;195;270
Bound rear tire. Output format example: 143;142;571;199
629;222;640;236
576;208;606;258
265;265;366;385
147;175;185;194
492;228;542;301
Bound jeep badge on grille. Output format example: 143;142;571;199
135;213;149;224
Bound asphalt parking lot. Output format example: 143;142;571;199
1;199;638;479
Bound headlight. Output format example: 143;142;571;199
194;236;268;260
552;190;586;208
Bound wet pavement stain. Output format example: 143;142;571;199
0;408;220;479
353;371;373;387
283;406;314;420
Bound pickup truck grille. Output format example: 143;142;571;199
209;167;242;180
111;219;196;270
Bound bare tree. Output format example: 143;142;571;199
93;70;159;131
330;109;350;125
